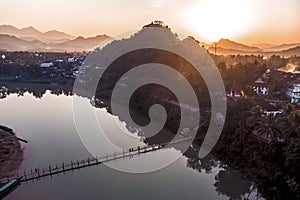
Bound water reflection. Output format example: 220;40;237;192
185;148;255;200
214;166;252;200
0;82;258;200
0;81;73;99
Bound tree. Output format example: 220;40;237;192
268;77;287;100
235;121;251;142
254;114;281;142
246;105;263;128
281;109;300;140
284;138;300;187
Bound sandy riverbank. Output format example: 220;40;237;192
0;129;23;180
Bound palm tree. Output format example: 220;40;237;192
254;113;281;142
281;109;300;140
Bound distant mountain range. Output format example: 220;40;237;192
0;25;111;51
203;38;300;57
265;43;300;51
0;25;75;43
209;39;261;52
0;24;299;56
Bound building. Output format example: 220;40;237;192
226;90;242;98
67;58;75;63
287;78;300;104
252;77;268;95
256;98;282;116
40;62;53;68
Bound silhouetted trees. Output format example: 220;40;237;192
212;99;300;199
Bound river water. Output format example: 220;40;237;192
0;90;259;200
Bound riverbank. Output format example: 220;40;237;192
0;128;23;181
207;99;300;199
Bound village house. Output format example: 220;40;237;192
287;78;300;104
252;77;268;95
40;62;53;68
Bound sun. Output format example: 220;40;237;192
183;0;256;43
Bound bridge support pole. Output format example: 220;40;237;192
37;168;40;180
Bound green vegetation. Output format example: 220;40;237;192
209;100;300;199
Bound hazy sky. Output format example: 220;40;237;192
0;0;299;44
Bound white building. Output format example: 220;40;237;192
67;58;75;63
287;78;300;104
252;77;268;95
40;62;53;68
226;90;242;98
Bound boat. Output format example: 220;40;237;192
0;176;23;198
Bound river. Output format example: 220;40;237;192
0;89;260;200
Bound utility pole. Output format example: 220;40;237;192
214;43;217;55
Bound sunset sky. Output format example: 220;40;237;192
0;0;299;44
